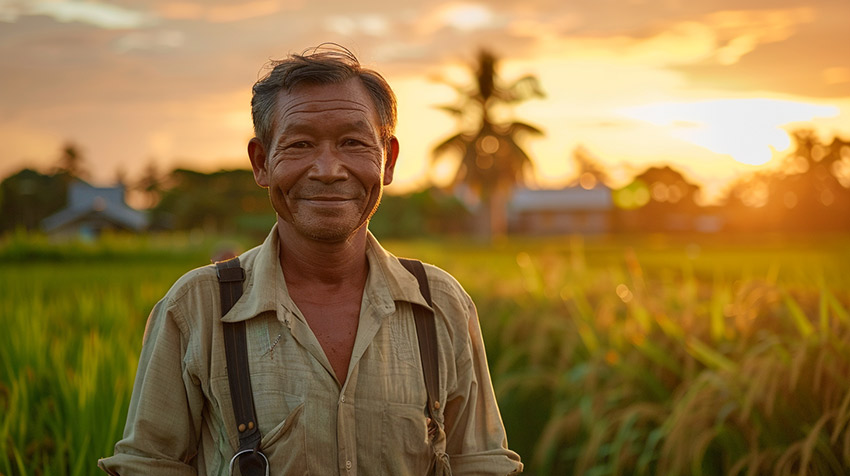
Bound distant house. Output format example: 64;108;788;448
42;181;148;238
508;186;614;235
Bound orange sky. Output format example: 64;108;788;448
1;0;848;203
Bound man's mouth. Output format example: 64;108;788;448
303;196;350;201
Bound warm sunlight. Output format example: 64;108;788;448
3;3;850;474
620;99;840;165
2;0;849;204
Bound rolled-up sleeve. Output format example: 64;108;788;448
443;295;523;475
98;298;204;475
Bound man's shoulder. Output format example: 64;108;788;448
418;261;467;296
169;264;218;296
162;243;264;307
414;261;476;318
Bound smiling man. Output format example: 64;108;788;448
98;44;522;476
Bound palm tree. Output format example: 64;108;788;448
432;50;544;237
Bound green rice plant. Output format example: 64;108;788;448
473;235;850;476
2;232;850;475
0;258;207;476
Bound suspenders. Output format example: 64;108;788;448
216;257;439;475
216;258;268;476
398;258;441;424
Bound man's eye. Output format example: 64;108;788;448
287;141;310;149
343;139;366;147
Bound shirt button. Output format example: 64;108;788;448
340;395;346;403
345;460;352;470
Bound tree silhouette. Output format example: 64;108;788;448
432;49;544;237
133;160;166;209
570;146;611;190
53;142;88;182
721;130;850;232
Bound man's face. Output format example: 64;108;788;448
249;78;398;243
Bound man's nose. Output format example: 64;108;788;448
307;145;348;183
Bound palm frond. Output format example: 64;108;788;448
506;75;546;101
508;121;545;136
433;105;465;117
431;133;469;160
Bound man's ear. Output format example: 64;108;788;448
248;138;269;188
383;136;399;186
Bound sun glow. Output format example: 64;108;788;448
620;99;840;165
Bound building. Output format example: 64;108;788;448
41;180;148;239
508;186;614;235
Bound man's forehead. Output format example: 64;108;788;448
276;79;376;117
279;98;372;116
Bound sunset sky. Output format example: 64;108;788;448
1;0;848;203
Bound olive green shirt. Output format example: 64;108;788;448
98;226;522;475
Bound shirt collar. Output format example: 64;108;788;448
221;225;431;323
363;231;432;312
220;225;284;323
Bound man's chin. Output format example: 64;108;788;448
292;219;367;243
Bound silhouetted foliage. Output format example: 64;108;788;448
370;187;473;238
433;49;545;237
722;131;850;232
614;166;704;232
3;130;849;238
132;160;166;209
570;146;611;189
150;168;275;237
0;169;67;233
53;142;89;182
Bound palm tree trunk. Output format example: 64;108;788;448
489;188;509;238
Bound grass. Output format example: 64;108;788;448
1;231;849;475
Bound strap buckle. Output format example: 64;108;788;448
228;448;269;476
217;266;246;283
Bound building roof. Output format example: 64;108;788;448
509;186;613;212
42;180;148;232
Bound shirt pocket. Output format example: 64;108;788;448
380;401;433;475
260;398;308;475
209;375;301;450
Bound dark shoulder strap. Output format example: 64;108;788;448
398;258;441;418
216;258;265;473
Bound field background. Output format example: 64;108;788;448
2;231;850;475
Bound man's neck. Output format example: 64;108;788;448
274;219;369;386
275;219;370;288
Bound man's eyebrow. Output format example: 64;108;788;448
275;119;377;144
343;119;377;133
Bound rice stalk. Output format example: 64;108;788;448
782;291;815;340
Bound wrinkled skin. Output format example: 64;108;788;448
248;78;399;244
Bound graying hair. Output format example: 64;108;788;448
251;44;397;153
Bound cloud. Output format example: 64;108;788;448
507;7;816;69
706;8;815;65
155;0;296;23
414;2;507;35
325;14;390;37
113;30;185;52
0;0;153;29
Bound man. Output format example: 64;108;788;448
99;44;522;475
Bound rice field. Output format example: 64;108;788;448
2;231;849;475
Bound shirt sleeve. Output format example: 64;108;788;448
98;297;204;476
442;294;523;475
